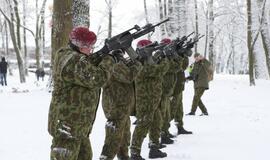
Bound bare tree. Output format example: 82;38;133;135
203;1;209;57
0;0;26;83
144;0;151;40
22;0;28;75
257;0;270;77
174;0;187;37
194;0;199;54
51;0;73;63
208;0;215;65
158;0;166;37
105;0;113;38
167;0;174;37
35;0;47;69
73;0;90;27
247;0;256;85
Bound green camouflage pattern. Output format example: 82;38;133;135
171;92;184;127
148;108;162;147
100;118;131;160
162;58;183;96
160;57;183;135
172;56;189;127
173;56;189;95
100;60;142;159
50;137;92;160
130;59;169;155
48;47;114;160
191;88;208;113
190;59;211;89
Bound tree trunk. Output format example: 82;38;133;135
194;0;199;54
158;0;166;37
175;0;187;37
167;0;174;37
51;0;73;63
35;0;47;69
13;0;21;50
107;0;112;38
204;8;209;57
247;0;256;86
257;0;270;78
2;0;26;83
22;0;28;75
144;0;151;40
73;0;90;27
208;0;215;65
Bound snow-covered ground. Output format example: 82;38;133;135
0;72;270;160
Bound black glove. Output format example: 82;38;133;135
186;76;194;81
110;49;125;63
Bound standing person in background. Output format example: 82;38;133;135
100;49;142;160
0;57;8;86
48;27;115;160
186;53;211;116
35;68;45;81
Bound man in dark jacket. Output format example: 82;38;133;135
35;68;45;81
0;57;8;86
186;53;211;116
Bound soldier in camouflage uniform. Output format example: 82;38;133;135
171;55;193;134
130;40;169;160
156;38;184;144
48;27;115;160
100;49;142;160
186;53;211;116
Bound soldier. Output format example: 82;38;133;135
171;53;193;135
186;53;211;116
130;40;169;160
157;38;184;144
48;27;115;160
100;49;142;160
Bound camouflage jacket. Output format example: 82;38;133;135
102;60;142;120
191;59;211;89
48;47;114;138
173;56;189;95
162;57;183;97
135;59;169;112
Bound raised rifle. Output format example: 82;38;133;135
95;18;170;60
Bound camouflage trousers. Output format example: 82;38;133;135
160;95;172;136
50;136;92;160
171;91;184;128
100;117;131;160
130;103;162;155
191;88;207;113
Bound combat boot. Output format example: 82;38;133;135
161;135;174;144
186;112;195;115
117;156;130;160
168;132;176;138
149;147;167;159
148;143;166;149
200;112;208;116
130;154;145;160
177;126;193;135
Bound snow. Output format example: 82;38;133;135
0;72;270;160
